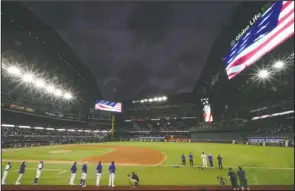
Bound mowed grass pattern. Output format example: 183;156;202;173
1;142;294;186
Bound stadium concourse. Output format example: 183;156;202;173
1;1;294;191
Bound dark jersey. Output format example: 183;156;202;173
237;170;247;181
217;156;222;163
228;170;237;181
132;173;139;181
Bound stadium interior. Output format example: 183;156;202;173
1;1;294;190
1;1;294;149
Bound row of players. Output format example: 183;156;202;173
181;152;223;168
2;161;140;187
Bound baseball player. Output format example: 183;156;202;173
237;167;250;190
34;161;44;185
108;161;116;187
217;154;223;169
15;161;26;185
228;167;239;190
69;162;77;185
189;153;194;166
181;153;186;166
96;161;102;186
2;161;12;185
80;162;87;187
201;152;208;168
208;153;213;167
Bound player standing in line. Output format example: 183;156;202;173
33;161;44;185
15;161;26;185
201;152;208;168
69;162;77;185
208;153;213;168
2;161;11;184
237;167;250;190
217;154;223;169
108;161;116;187
96;161;102;186
80;162;87;187
228;167;239;190
181;153;186;166
189;153;194;166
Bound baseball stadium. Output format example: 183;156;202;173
1;1;294;191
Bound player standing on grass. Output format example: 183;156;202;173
80;162;87;187
217;154;223;169
2;161;11;185
96;161;102;186
15;161;26;185
237;166;250;190
181;153;186;166
69;162;77;185
33;161;44;185
189;153;194;166
228;167;239;190
108;161;116;187
201;152;208;168
208;153;213;168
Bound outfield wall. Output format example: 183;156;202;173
125;137;294;147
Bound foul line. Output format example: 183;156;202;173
57;170;67;175
2;159;293;170
153;152;167;167
10;168;64;172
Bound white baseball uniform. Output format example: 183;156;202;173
35;163;43;178
2;164;11;184
201;154;208;168
109;173;115;187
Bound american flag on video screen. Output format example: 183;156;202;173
224;1;294;79
95;100;122;113
204;104;213;122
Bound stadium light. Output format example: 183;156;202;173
64;92;73;100
1;124;15;127
22;73;34;82
162;96;167;101
148;98;153;102
35;79;45;88
153;97;158;101
258;70;269;79
54;89;62;97
140;100;144;103
273;60;285;69
7;66;21;76
158;97;163;101
46;85;55;93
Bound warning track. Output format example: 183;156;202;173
2;185;294;190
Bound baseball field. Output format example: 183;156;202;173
1;142;294;190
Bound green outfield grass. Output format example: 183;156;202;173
1;142;294;186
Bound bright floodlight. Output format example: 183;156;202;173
54;89;62;96
153;97;158;101
148;98;153;102
158;97;163;101
140;100;144;103
258;70;269;79
64;92;73;100
274;61;285;69
7;66;21;75
22;73;34;82
46;85;55;93
35;79;45;88
162;96;167;101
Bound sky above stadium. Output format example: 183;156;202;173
24;1;239;100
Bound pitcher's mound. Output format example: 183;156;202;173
49;150;72;154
